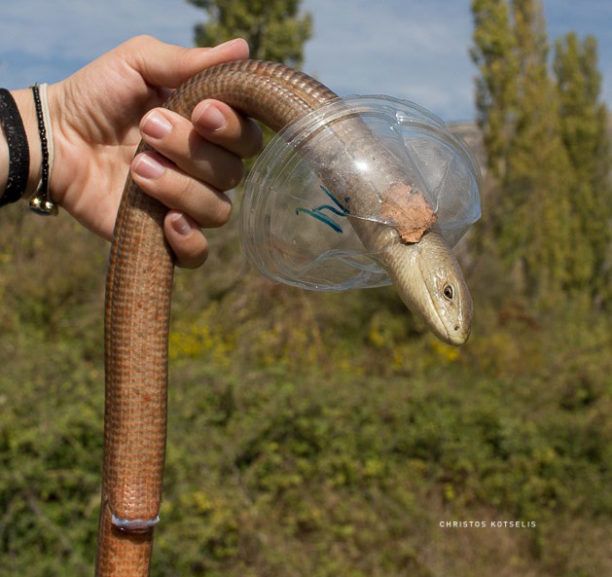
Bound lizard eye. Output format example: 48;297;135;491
443;284;454;301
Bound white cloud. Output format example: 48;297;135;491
300;0;612;119
1;0;203;57
0;0;203;87
1;0;610;120
300;0;476;119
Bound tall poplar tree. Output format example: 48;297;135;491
188;0;312;67
505;0;573;298
470;0;518;181
471;0;574;301
554;33;611;302
469;0;518;261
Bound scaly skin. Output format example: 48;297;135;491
98;59;472;576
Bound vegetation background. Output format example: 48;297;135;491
1;0;610;575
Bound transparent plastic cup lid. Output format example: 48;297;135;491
241;95;481;291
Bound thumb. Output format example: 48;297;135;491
124;35;249;88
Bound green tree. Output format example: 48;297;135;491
188;0;313;67
471;0;574;301
503;0;573;299
554;33;611;302
469;0;518;263
470;0;518;181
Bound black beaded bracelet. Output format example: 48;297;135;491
30;83;57;215
0;88;30;207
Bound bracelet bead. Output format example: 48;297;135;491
29;83;58;216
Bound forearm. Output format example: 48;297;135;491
0;89;43;202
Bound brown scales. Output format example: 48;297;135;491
99;60;438;576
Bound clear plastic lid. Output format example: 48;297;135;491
241;95;481;291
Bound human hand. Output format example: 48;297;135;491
11;35;262;267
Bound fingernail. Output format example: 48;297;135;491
133;153;165;179
170;213;192;236
142;111;172;139
196;102;226;131
212;38;246;51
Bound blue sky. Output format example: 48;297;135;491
1;0;610;121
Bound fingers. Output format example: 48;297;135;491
121;35;263;270
192;100;263;158
132;102;262;271
164;211;209;269
138;104;262;190
131;150;232;228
